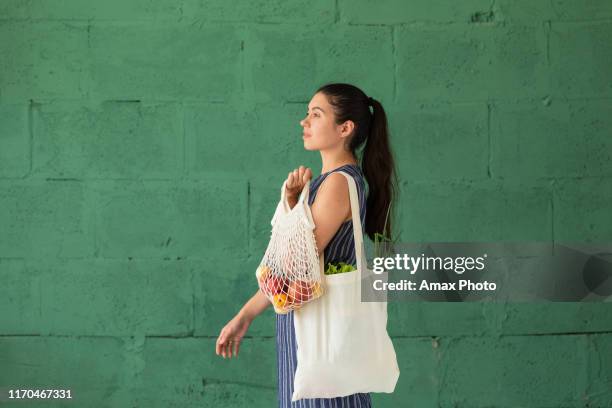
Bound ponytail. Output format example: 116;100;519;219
362;98;399;242
315;83;399;242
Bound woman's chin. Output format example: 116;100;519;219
303;140;316;150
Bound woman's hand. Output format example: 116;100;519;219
285;165;312;201
216;314;252;359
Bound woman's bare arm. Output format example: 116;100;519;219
289;172;351;256
237;288;271;323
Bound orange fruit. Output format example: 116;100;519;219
274;304;290;314
313;282;322;297
273;293;288;308
273;293;290;314
256;265;271;282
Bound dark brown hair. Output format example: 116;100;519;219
315;82;399;242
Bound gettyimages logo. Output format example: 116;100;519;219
361;242;612;302
372;253;488;275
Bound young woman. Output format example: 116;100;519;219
215;82;398;407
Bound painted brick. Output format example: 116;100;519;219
0;259;41;334
397;179;552;242
0;336;126;405
372;337;439;407
491;99;612;179
92;179;247;258
389;101;488;182
32;101;183;178
37;259;192;336
0;0;182;20
550;21;612;98
0;103;29;178
193;255;276;337
586;333;612;406
495;0;612;24
248;178;286;257
89;22;243;100
134;337;276;407
182;0;335;24
243;24;394;103
0;180;94;258
499;303;612;335
553;178;612;242
439;334;589;407
184;102;312;179
396;24;548;102
0;21;88;100
389;302;501;337
340;0;492;24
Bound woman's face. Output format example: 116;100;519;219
300;92;351;151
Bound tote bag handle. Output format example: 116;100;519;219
336;171;366;273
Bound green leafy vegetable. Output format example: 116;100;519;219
324;261;356;275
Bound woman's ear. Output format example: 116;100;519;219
339;120;355;138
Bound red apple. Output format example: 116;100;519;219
264;274;288;296
287;280;314;305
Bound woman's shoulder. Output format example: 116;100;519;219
309;164;364;201
317;171;350;194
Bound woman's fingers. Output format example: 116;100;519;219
224;339;239;359
216;334;241;359
303;167;312;183
286;166;312;197
293;169;299;185
215;332;223;355
216;334;226;357
288;171;295;189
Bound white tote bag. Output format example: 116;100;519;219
292;170;400;402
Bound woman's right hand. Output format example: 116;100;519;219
285;165;312;200
216;314;251;359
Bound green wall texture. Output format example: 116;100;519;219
1;0;611;407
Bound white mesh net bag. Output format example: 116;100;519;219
255;178;324;314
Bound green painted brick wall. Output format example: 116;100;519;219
0;1;611;407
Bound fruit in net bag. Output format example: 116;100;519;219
287;280;314;306
273;293;289;308
256;265;271;283
264;273;288;296
257;178;324;314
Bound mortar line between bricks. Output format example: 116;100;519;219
551;182;555;245
0;334;277;339
579;333;590;398
486;101;491;178
391;330;612;338
247;181;251;254
12;95;612;105
544;20;551;67
191;266;196;337
1;331;610;338
202;378;276;390
1;17;610;26
334;0;339;23
181;101;186;179
27;100;34;177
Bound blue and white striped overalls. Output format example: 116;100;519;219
276;164;373;408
